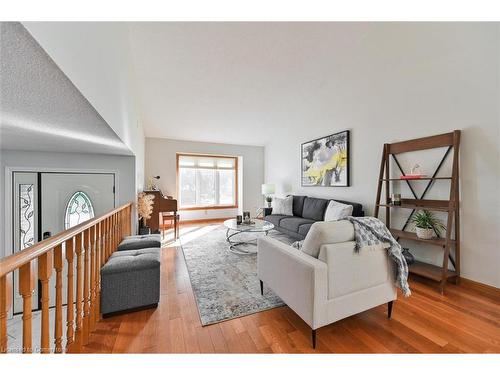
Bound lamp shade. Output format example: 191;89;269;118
261;183;275;195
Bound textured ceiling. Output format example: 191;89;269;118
0;22;132;155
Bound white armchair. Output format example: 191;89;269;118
257;221;397;348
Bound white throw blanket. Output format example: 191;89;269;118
346;216;411;297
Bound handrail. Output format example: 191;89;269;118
0;203;133;278
1;202;133;353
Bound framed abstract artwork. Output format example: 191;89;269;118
301;130;350;187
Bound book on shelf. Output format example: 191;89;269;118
400;174;427;180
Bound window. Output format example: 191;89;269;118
19;184;35;250
177;154;238;209
65;191;95;229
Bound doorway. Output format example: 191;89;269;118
11;171;116;313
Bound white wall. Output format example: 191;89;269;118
145;137;265;220
0;149;137;258
264;24;500;288
22;22;145;193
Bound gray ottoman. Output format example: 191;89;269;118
101;248;160;316
117;234;162;251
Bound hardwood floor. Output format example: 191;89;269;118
73;220;500;354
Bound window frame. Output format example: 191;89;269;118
176;153;239;210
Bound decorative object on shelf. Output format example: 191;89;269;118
137;192;155;234
374;130;460;294
236;215;242;225
243;211;251;224
301;130;350;187
390;193;401;205
261;183;275;207
411;210;446;239
147;175;161;190
265;196;273;207
400;164;427;179
402;247;415;265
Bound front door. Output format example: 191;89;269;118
41;173;115;307
12;172;115;313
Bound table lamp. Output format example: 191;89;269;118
261;183;275;207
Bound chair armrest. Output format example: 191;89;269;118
257;237;327;328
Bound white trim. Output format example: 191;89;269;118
4;165;120;259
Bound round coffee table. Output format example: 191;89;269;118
223;219;274;254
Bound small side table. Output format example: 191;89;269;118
263;207;272;217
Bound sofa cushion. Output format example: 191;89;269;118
292;195;306;217
264;214;291;228
298;223;314;236
279;217;315;233
117;234;161;251
271;196;293;215
334;199;364;217
302;197;329;221
324;200;353;221
301;221;355;258
103;248;160;274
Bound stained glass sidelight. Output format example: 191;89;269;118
64;191;95;229
19;184;35;250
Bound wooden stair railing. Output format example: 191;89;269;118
0;203;133;353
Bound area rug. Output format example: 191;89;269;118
180;225;295;326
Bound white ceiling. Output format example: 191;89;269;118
128;22;381;146
0;22;132;155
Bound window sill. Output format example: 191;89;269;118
180;205;238;211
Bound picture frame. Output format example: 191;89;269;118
301;130;350;187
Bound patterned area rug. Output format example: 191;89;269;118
180;225;295;326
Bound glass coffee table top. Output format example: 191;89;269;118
223;218;274;232
223;219;274;254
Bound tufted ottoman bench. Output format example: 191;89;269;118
101;248;160;316
117;234;162;251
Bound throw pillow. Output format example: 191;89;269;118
301;221;355;258
324;200;353;221
271;196;293;215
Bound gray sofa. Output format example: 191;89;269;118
101;235;161;316
264;195;364;240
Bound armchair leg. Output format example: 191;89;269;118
388;301;393;319
311;329;316;349
259;280;263;295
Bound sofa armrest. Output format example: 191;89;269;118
257;237;327;328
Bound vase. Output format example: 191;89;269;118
416;227;434;239
139;226;151;235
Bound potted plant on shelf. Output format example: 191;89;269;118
137;192;155;235
411;210;446;239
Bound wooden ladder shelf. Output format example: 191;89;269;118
374;130;461;293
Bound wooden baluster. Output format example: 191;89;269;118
113;214;117;250
90;226;96;330
120;210;124;241
96;221;102;321
109;216;114;256
106;217;111;260
83;229;90;344
113;214;117;251
19;263;33;353
38;251;53;353
75;232;84;339
65;237;75;349
0;275;9;353
127;205;132;236
116;213;119;248
53;244;63;353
